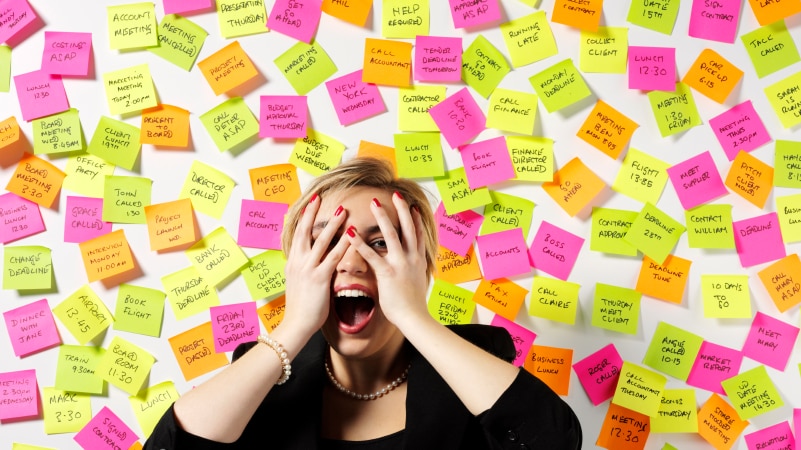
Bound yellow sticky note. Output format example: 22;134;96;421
55;345;106;394
481;191;534;238
776;140;801;187
591;283;641;334
216;0;268;38
32;108;83;155
682;48;744;104
148;14;208;71
777;193;801;243
580;27;628;73
78;229;136;282
0;46;10;93
186;227;249;288
578;100;639;160
471;277;527;322
701;274;751;318
624;203;685;266
742;21;800;78
107;3;158;50
87;116;141;170
129;380;179;437
612;148;669;204
642;321;704;380
685;204;735;249
725;151;773;208
103;64;157;115
765;71;801;128
590;207;639;257
542;157;606;217
434;167;491;215
140;104;190;147
257;295;285;332
290;129;345;176
721;365;784;420
397;85;445;131
199;97;259;152
63;153;115;197
198;41;258;96
758;254;801;313
274;40;337;95
144;198;197;251
322;0;372;26
612;361;667;417
179;160;236;219
434;246;482;285
500;11;557;68
363;38;412;86
552;0;603;31
114;284;166;338
96;336;155;395
53;285;113;345
6;153;66;209
635;254;691;304
529;59;592;113
42;387;92;434
162;266;220;320
486;88;537;135
241;250;287;301
508;136;553;182
249;163;302;204
528;276;579;325
393;132;444;179
168;321;229;381
381;0;428;38
102;175;152;224
3;246;52;290
462;35;510;98
647;82;702;137
651;389;698;433
428;279;476;325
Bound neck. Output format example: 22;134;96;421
327;339;409;395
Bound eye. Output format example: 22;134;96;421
369;238;388;253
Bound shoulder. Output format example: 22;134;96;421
446;324;516;363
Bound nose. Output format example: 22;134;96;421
336;240;367;274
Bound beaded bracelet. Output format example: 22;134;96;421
257;334;292;385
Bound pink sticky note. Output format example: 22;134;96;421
267;0;322;44
448;0;501;28
414;35;462;82
460;137;515;189
64;196;112;243
733;212;786;267
41;31;92;76
3;299;61;357
528;221;584;281
491;314;536;367
259;95;308;138
210;302;259;353
238;199;289;250
325;70;386;126
572;343;623;406
744;421;795;450
741;312;799;371
709;101;771;161
476;228;531;280
163;0;213;14
435;202;483;256
666;151;728;210
13;70;70;121
686;341;743;395
74;406;139;450
0;192;45;244
0;0;37;44
688;0;741;44
0;369;38;419
429;87;486;149
795;409;801;449
628;46;676;92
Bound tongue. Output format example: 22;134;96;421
337;298;373;326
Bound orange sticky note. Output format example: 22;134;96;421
362;38;412;87
576;100;639;160
78;229;136;282
197;40;259;95
357;140;397;175
248;163;302;205
257;295;285;333
472;277;527;321
322;0;372;26
758;254;801;313
168;321;229;381
635;254;691;304
542;157;606;217
747;0;801;26
596;403;650;450
140;104;190;148
697;393;749;449
682;49;744;104
144;198;197;251
5;153;66;209
0;116;21;150
434;245;482;284
725;151;773;209
523;345;573;395
551;0;603;31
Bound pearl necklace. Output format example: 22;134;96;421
324;360;410;401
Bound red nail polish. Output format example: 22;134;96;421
301;206;306;215
346;226;356;237
334;205;344;216
309;193;319;204
394;191;403;200
372;198;381;207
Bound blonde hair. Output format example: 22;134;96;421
282;157;438;277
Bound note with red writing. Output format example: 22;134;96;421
3;299;60;357
0;192;44;243
710;101;771;161
686;340;743;395
742;312;799;371
573;343;623;406
689;0;741;43
476;228;531;280
628;46;676;92
460;136;515;189
490;314;535;367
268;0;322;43
168;321;229;381
528;221;583;281
73;406;138;450
237;199;288;250
414;35;461;82
41;31;92;76
472;277;527;322
0;0;36;45
210;302;259;353
325;70;385;126
744;421;794;450
448;0;500;28
64;196;111;243
733;212;786;267
666;151;727;210
259;95;307;138
0;369;38;419
429;87;486;148
435;202;482;256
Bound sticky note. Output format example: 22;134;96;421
140;104;191;147
777;193;801;242
542;157;606;217
551;0;602;31
627;0;679;35
52;285;113;344
0;116;21;149
682;48;744;104
480;191;533;238
475;228;530;281
697;393;749;449
268;0;323;43
179;160;235;219
3;245;52;290
42;387;91;434
508;136;553;182
397;85;445;131
162;266;220;320
429;88;486;148
612;148;669;205
63;153;115;197
766;71;801;129
434;246;482;284
472;277;527;322
249;163;301;204
666;151;727;210
274;40;337;95
428;279;476;325
748;0;801;25
55;345;105;394
129;381;179;438
529;58;592;113
86;116;141;170
0;192;44;244
635;254;691;304
107;2;157;49
393;132;445;179
163;0;213;14
148;14;207;71
612;361;667;417
199;97;259;152
290;129;345;176
758;254;801;312
572;343;623;406
187;227;249;288
700;274;751;318
381;0;428;38
460;137;515;189
686;340;743;395
0;369;38;419
651;389;697;433
78;228;136;282
523;345;572;395
434;166;491;215
642;321;703;380
685;204;735;249
32;108;83;155
103;175;151;224
596;402;650;450
775;140;801;188
103;64;157;115
486;88;537;135
742;312;799;371
5;153;66;209
689;0;741;43
580;27;628;73
733;212;786;267
198;41;258;95
461;35;510;98
628;46;676;92
113;284;165;337
711;101;772;161
96;336;155;395
216;0;267;38
210;302;259;353
259;95;307;139
0;46;9;92
144;198;196;251
742;20;800;79
500;11;557;68
528;276;579;325
577;100;638;160
14;70;69;122
592;283;640;335
414;35;461;82
241;250;287;301
589;207;638;256
321;0;371;26
490;315;535;367
528;221;583;281
721;365;783;420
725;151;773;208
448;0;500;28
0;0;36;44
745;421;794;450
3;298;60;357
325;69;386;126
74;406;138;449
257;296;285;332
41;31;92;76
648;82;702;137
238;199;288;250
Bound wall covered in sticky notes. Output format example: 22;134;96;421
1;0;801;448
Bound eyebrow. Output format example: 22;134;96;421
311;222;389;236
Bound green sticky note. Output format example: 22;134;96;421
96;336;155;395
612;148;670;205
481;191;534;238
627;0;679;35
462;35;510;98
651;389;698;433
86;116;141;170
721;365;784;420
55;345;106;394
741;20;800;79
179;160;235;219
508;136;553;182
393;132;444;178
216;0;267;38
662;444;679;450
590;207;638;256
289;129;345;176
113;284;165;337
764;71;801;128
63;153;115;197
624;203;686;266
274;40;337;95
42;387;92;434
613;361;667;417
775;140;801;187
580;27;627;73
381;0;429;38
435;167;492;215
500;11;557;68
0;45;10;92
592;283;641;334
199;97;259;152
685;204;735;249
777;193;801;242
13;445;56;450
148;14;208;71
642;321;703;381
129;380;179;437
32;108;83;155
529;58;592;113
102;175;151;224
528;276;579;325
428;279;476;325
52;285;113;345
648;82;702;137
241;250;287;301
186;227;249;288
161;266;220;320
701;274;751;319
397;85;445;131
103;64;157;115
3;246;52;290
107;2;159;50
486;88;538;135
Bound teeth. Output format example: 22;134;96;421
336;289;369;298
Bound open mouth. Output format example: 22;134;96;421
334;288;375;332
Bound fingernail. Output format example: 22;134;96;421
394;191;403;200
309;193;319;204
372;198;381;207
301;206;306;215
412;205;420;214
346;226;357;237
334;205;344;216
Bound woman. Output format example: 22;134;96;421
145;157;582;449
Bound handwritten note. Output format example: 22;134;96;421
612;361;667;417
0;0;36;44
237;199;288;250
241;250;287;300
290;128;345;176
578;100;638;160
765;71;801;128
179;160;235;219
107;2;157;49
529;221;583;281
448;0;500;28
481;191;533;238
55;345;105;394
626;0;679;35
460;136;514;189
325;69;386;126
0;192;44;244
682;48;743;104
381;0;428;38
528;276;579;325
700;274;751;319
733;212;786;267
14;70;70;121
42;387;91;434
721;365;784;420
434;245;482;284
3;298;60;357
686;340;742;395
580;27;627;73
685;203;735;249
628;46;676;92
96;336;155;395
0;116;20;149
186;226;249;288
0;47;9;92
6;152;66;209
688;0;741;43
642;321;703;381
742;312;799;371
500;11;557;68
476;228;531;280
651;389;697;433
321;0;371;26
725;151;773;208
199;97;259;152
103;64;157;115
144;198;197;251
41;31;91;75
52;285;113;344
757;254;801;313
572;343;622;406
216;0;267;38
428;279;475;325
103;175;151;224
648;82;702;137
74;406;138;449
776;192;801;242
429;87;486;148
394;131;444;179
589;207;638;257
461;35;510;98
472;277;527;322
529;58;592;113
523;345;572;395
257;296;285;332
63;153;115;198
542;157;606;217
78;228;136;282
140;104;191;147
32;108;83;155
268;0;322;43
508;136;553;182
745;421;795;450
697;393;749;448
275;40;337;95
113;284;165;338
198;41;258;95
259;95;307;138
362;38;412;87
162;266;220;320
552;0;602;31
248;163;301;204
148;14;207;71
612;148;669;205
129;380;179;437
741;20;799;79
210;302;259;353
635;254;691;304
597;402;650;450
711;101;772;161
397;85;445;131
3;245;52;290
592;283;640;335
748;0;801;26
666;151;727;210
414;35;461;82
486;88;537;135
87;116;141;170
0;369;38;419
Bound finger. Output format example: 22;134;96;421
290;193;321;254
307;205;348;263
343;225;388;271
370;197;403;255
392;191;418;254
319;225;351;269
411;206;426;258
